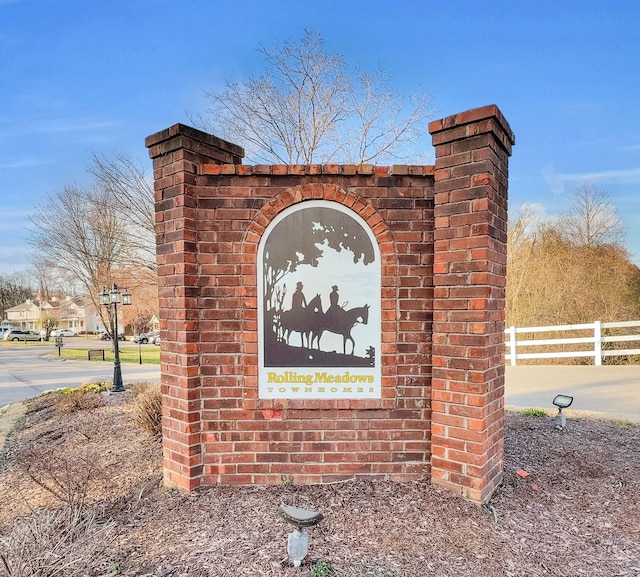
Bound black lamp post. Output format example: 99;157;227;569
99;283;132;392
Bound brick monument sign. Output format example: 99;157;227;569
146;104;514;503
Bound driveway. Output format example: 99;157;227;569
0;342;160;407
505;364;640;423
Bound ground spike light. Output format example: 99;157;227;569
279;503;323;568
553;394;573;430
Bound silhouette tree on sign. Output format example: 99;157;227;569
262;206;375;312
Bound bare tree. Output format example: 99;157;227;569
28;184;133;336
88;152;156;274
0;272;33;320
193;29;433;164
560;183;625;247
343;68;432;163
30;257;67;301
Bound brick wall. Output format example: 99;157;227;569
146;105;514;502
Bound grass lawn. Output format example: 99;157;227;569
55;346;160;364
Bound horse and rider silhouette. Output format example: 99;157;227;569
278;282;369;355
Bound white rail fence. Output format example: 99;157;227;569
505;320;640;366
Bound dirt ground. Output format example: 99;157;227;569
1;391;639;577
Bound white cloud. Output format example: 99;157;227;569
15;118;116;137
542;163;640;196
35;119;116;135
0;156;53;169
0;116;117;141
541;164;565;196
0;207;31;221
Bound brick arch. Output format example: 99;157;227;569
244;182;393;247
239;183;398;410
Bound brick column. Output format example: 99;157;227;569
146;124;244;490
429;105;515;503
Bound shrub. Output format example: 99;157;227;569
522;408;547;417
133;382;162;438
311;560;334;577
16;447;103;513
0;507;115;577
55;388;104;414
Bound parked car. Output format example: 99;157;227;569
3;329;43;342
153;334;161;346
0;327;13;339
98;332;126;341
50;329;78;337
132;331;158;344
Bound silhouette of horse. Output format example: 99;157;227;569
311;304;370;355
279;293;323;347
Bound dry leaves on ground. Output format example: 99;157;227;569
0;391;639;577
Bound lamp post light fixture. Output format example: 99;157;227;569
99;283;132;392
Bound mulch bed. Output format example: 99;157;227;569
1;391;639;577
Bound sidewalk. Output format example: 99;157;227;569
505;365;640;423
0;402;27;450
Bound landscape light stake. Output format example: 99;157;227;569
99;284;132;393
279;503;323;568
553;394;574;430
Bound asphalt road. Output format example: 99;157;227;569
2;341;639;423
0;339;160;407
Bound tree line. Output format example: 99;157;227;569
507;184;640;327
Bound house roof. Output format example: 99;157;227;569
5;297;89;315
5;301;39;313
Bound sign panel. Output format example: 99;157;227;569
258;200;381;399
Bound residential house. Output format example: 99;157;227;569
149;314;160;333
4;300;41;331
55;297;102;334
4;297;102;334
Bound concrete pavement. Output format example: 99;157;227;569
505;364;640;423
0;343;160;407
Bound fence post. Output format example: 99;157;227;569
507;326;517;366
594;320;602;366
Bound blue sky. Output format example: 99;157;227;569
1;0;639;274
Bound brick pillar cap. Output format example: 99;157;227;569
145;123;245;159
429;104;515;148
